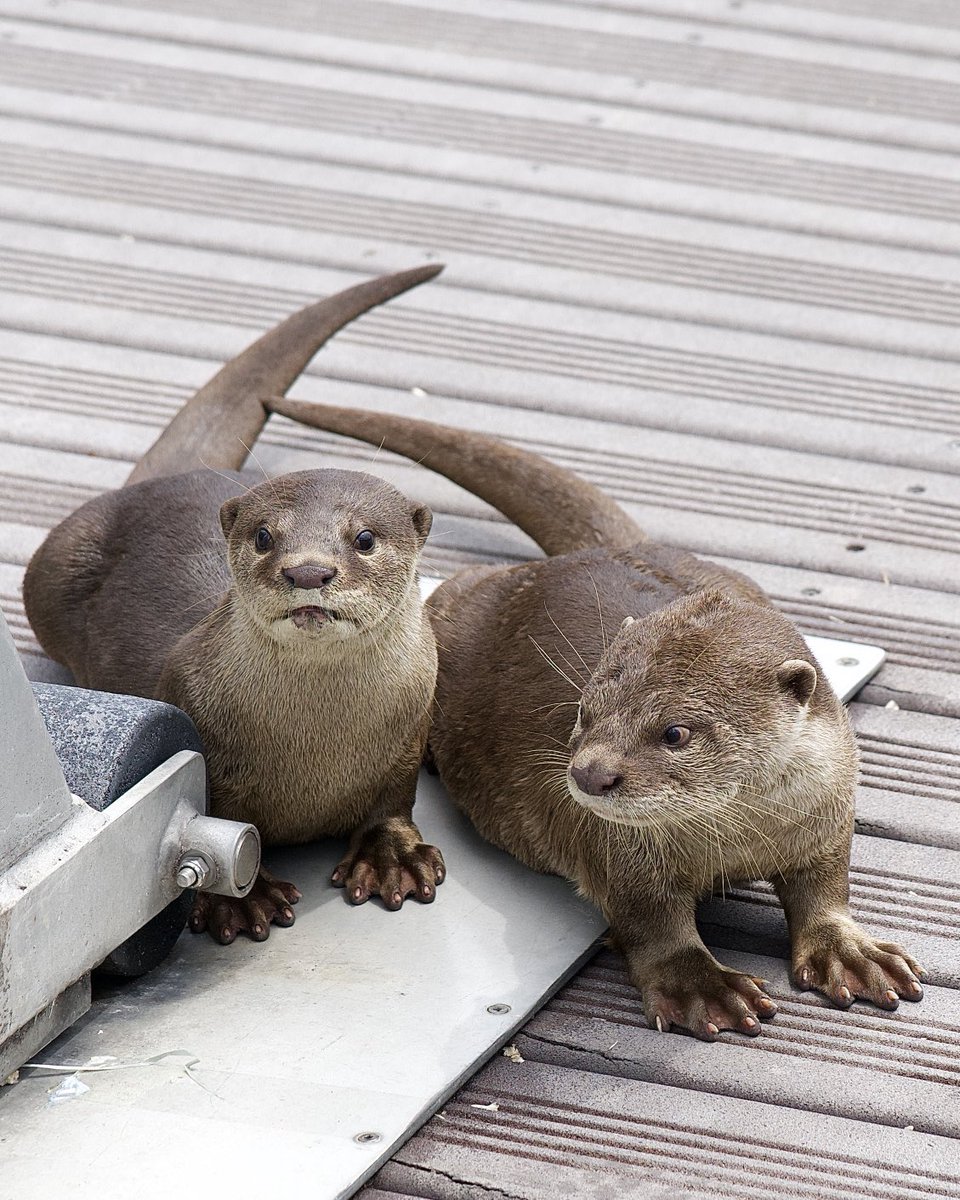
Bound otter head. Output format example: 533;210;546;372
564;588;842;830
219;469;431;645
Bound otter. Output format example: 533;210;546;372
265;396;925;1039
23;266;446;944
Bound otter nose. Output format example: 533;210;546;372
283;563;338;590
569;762;622;797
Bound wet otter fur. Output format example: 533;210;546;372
23;266;445;944
266;396;925;1039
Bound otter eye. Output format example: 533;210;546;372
354;529;376;554
661;725;691;748
254;527;273;553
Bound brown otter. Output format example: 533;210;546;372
23;266;446;944
266;396;925;1039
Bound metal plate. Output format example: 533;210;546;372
0;772;605;1199
805;635;886;703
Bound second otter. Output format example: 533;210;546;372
268;396;925;1039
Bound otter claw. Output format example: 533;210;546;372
334;821;445;910
189;867;300;945
793;926;925;1010
641;948;777;1040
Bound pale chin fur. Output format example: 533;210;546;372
270;612;360;645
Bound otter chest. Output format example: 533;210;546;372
202;656;429;839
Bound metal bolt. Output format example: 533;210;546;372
487;1003;512;1015
800;587;820;597
176;855;211;890
837;657;860;667
354;1132;382;1145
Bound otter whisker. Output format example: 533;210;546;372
528;636;583;696
369;435;388;467
198;457;256;496
180;589;230;616
237;437;278;500
543;603;591;679
588;572;608;654
540;732;574;751
716;822;731;901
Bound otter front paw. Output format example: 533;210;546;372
190;867;301;945
793;919;925;1010
640;946;778;1040
332;820;445;910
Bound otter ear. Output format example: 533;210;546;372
777;658;817;706
410;503;433;545
220;496;242;538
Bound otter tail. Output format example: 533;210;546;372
265;399;644;556
126;264;444;486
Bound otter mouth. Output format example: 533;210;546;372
566;780;647;827
290;605;338;629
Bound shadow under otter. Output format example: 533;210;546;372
267;394;926;1040
23;265;445;945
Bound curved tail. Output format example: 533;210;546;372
265;398;644;556
126;264;444;486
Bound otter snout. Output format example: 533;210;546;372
283;563;337;589
569;760;622;797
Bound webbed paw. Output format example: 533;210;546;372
190;867;301;945
793;919;925;1010
332;819;445;910
641;945;778;1040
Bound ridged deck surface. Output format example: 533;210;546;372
1;0;959;1196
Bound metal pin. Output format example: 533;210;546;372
175;855;210;890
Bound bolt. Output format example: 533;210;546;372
176;855;211;890
906;485;926;494
837;656;859;667
354;1132;382;1145
800;587;820;597
487;1003;512;1015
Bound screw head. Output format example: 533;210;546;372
354;1131;382;1145
800;587;820;597
487;1003;512;1015
837;656;860;667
